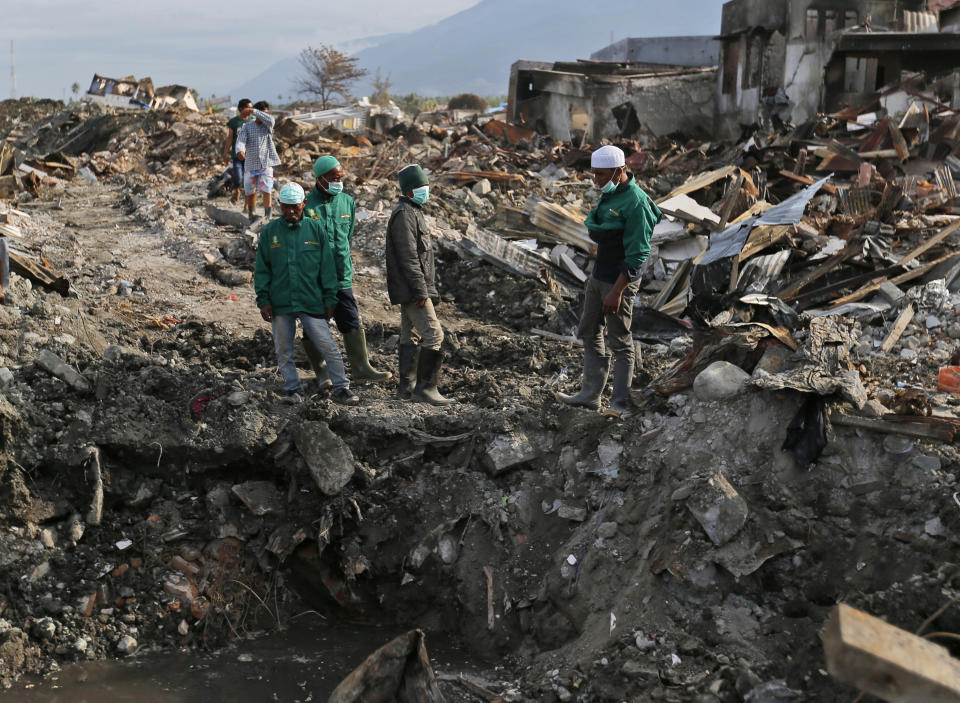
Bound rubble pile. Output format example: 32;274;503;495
2;82;960;702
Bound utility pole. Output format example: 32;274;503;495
9;40;16;100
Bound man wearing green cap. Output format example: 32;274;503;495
299;154;392;388
255;181;359;405
385;164;452;406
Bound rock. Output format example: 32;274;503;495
693;361;750;401
483;432;539;475
31;618;55;640
116;635;137;655
596;438;623;472
752;346;792;377
912;454;942;471
621;659;651;677
29;561;51;582
294;421;356;496
687;472;748;546
925;516;947;537
39;529;56;549
861;399;888;418
597;522;618;539
900;348;918;361
34;349;90;392
230;481;283;516
103;344;124;361
472;178;492;196
177;620;189;636
635;631;655;651
0;367;13;387
926;315;942;329
78;166;99;185
206;204;249;229
437;534;459;564
557;505;587;522
876;281;905;306
226;391;252;406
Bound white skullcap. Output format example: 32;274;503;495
591;145;625;169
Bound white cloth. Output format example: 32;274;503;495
591;145;625;168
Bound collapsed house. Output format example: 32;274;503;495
84;73;199;112
511;0;960;142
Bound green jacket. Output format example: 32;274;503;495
584;174;661;284
304;186;355;291
254;216;339;315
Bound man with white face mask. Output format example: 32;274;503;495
300;155;392;388
555;145;662;418
385;164;452;406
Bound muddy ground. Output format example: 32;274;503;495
0;169;960;703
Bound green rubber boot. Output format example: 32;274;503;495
344;329;393;384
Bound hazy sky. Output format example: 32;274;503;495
1;0;482;100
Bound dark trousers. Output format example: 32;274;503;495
330;288;361;333
230;156;244;188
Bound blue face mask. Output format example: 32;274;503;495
323;180;343;196
412;185;429;205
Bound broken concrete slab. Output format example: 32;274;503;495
693;361;750;401
472;178;492;196
687;472;748;546
294;421;356;496
34;349;89;392
483;432;539;475
231;481;283;516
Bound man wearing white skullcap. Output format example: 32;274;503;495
554;145;662;418
254;182;359;405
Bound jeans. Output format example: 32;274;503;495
272;313;348;391
399;300;443;351
231;156;244;188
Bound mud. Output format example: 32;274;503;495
1;100;960;703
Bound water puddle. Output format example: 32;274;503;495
2;620;475;702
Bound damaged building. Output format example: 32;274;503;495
716;0;960;137
511;0;960;143
85;73;199;112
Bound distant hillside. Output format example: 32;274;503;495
231;0;724;101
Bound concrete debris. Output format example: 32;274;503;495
230;481;283;516
687;472;749;546
294;421;356;496
693;361;751;401
33;349;89;392
483;432;538;475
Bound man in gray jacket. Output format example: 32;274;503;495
384;164;452;406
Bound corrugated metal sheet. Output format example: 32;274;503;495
904;10;939;33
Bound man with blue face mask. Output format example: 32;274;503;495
300;155;392;389
555;145;661;418
384;164;452;405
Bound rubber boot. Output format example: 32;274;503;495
300;336;332;390
397;343;419;399
343;329;393;383
554;350;609;411
412;348;454;406
602;356;634;418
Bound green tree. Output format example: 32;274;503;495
294;44;369;109
370;67;392;107
447;93;488;111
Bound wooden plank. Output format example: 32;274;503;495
715;171;745;232
738;224;792;261
888;121;910;163
777;169;838;195
826;252;955;309
830;413;955;441
880;304;915;353
777;243;860;300
656;165;737;204
893;219;960;267
824;603;960;703
8;251;69;296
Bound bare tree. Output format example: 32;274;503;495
370;67;392;107
294;45;369;109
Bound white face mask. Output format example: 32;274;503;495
601;169;621;194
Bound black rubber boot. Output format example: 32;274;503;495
411;348;453;406
603;356;634;418
554;350;610;411
397;343;419;399
301;336;332;390
344;329;393;383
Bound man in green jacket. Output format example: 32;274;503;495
254;182;359;405
300;155;393;388
555;145;661;418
